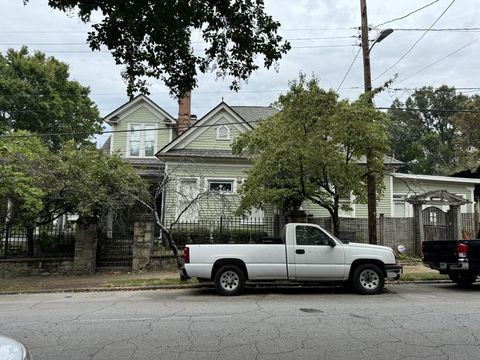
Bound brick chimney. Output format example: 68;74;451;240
177;92;192;134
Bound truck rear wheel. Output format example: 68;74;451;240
214;265;245;296
352;264;385;295
448;272;477;287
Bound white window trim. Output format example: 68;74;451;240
205;177;237;194
175;177;201;221
338;192;355;218
126;123;159;158
216;125;231;141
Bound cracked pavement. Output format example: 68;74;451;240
1;283;479;360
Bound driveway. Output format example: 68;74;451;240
1;283;479;360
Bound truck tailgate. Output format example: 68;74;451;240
422;241;459;263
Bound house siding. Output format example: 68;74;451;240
163;161;252;226
111;106;172;157
184;122;242;150
392;177;475;213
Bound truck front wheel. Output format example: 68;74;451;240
448;272;477;287
352;264;385;295
214;265;245;296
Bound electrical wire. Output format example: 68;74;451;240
392;27;480;32
396;36;480;85
372;0;456;83
375;0;441;27
336;47;361;92
3;106;480;140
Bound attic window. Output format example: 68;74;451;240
216;125;230;141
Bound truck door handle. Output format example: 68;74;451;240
296;249;305;254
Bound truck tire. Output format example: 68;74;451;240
214;265;245;296
352;263;385;295
448;272;478;287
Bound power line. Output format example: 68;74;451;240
392;27;480;32
3;106;480;140
336;47;361;92
0;44;357;53
375;0;441;27
0;36;359;46
0;119;266;139
396;36;480;85
372;0;456;83
378;107;480;113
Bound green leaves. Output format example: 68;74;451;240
27;0;290;97
0;47;101;150
232;74;390;233
0;132;148;227
388;86;480;175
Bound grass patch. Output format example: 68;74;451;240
0;285;36;292
397;254;423;266
100;277;199;288
399;272;449;281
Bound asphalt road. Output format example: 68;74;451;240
1;283;480;360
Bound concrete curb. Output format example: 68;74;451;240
0;280;458;296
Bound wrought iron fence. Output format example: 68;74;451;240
153;216;283;253
0;224;76;258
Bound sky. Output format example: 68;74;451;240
2;0;479;146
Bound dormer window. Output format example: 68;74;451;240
128;123;156;157
216;125;230;141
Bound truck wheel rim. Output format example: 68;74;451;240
359;269;379;290
220;271;239;291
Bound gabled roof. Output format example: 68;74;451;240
356;155;404;166
103;94;176;125
406;190;471;206
157;102;254;155
230;106;278;128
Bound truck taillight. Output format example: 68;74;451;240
457;243;468;258
183;246;190;264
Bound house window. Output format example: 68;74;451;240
241;207;264;224
216;125;230;141
128;123;156;157
177;178;199;222
208;179;234;192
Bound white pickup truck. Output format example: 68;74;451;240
183;223;402;295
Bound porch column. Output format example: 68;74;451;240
450;205;462;240
413;204;424;255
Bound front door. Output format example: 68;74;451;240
293;225;346;280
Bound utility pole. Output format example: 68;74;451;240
360;0;377;245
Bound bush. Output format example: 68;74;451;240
212;229;269;244
171;227;211;247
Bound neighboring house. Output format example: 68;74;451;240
101;94;177;180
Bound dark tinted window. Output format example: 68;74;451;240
295;226;332;246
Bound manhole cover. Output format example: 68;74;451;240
299;308;323;313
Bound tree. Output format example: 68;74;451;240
26;0;291;97
388;85;480;175
0;47;102;150
0;132;148;254
232;75;390;236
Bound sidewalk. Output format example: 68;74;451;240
0;265;442;295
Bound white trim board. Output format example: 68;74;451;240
392;173;480;184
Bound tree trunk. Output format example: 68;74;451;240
332;212;340;237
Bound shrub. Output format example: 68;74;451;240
171;227;211;248
212;229;269;244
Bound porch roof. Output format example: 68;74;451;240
406;190;471;206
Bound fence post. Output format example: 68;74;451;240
220;216;223;239
379;214;384;246
132;219;154;272
3;223;9;258
73;219;98;274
